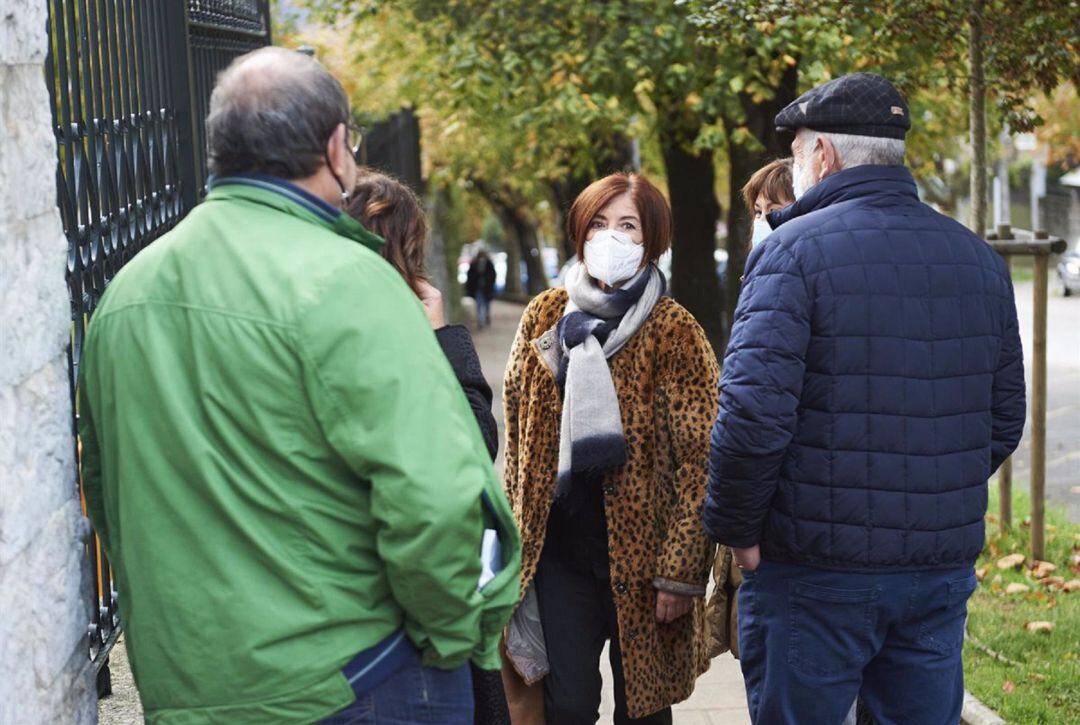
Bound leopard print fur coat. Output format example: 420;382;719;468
502;288;720;718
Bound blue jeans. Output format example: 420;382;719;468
738;560;976;725
476;293;492;328
320;659;473;724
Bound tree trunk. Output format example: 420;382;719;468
549;134;636;263
969;0;988;237
473;180;550;297
499;205;549;296
724;62;800;337
427;184;462;323
477;189;548;297
550;177;588;263
659;125;725;358
503;226;523;297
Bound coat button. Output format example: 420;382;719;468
615;581;628;595
539;338;552;350
602;483;617;496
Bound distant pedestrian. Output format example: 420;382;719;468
703;72;1026;725
466;248;498;328
346;169;510;724
502;172;722;724
77;47;521;725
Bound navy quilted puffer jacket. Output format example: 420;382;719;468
703;164;1026;571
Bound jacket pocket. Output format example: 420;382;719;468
787;581;877;677
917;572;978;655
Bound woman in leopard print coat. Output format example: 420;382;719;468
501;173;721;723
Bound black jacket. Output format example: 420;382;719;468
435;325;510;724
435;325;498;460
465;258;497;299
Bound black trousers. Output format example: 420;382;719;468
470;663;510;725
534;548;672;725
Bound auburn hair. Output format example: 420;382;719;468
346;169;429;290
567;172;672;265
741;158;794;215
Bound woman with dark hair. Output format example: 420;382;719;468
742;158;795;248
346;169;508;723
501;173;723;724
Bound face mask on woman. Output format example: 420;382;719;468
584;229;645;287
792;160;816;201
750;219;772;248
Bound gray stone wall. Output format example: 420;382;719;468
0;2;97;722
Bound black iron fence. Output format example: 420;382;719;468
45;0;271;689
358;108;424;194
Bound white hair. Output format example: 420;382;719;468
798;128;906;168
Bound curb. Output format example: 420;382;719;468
961;690;1005;725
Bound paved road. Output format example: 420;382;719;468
1011;281;1080;522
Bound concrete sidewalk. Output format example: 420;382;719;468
476;300;750;725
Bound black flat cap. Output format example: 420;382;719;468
774;72;910;140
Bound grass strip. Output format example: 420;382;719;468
963;483;1080;723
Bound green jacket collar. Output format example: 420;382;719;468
206;173;386;252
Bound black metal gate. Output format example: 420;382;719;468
358;108;424;194
45;0;271;688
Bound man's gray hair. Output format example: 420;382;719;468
207;47;350;179
799;128;906;168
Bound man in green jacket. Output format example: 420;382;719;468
77;47;521;724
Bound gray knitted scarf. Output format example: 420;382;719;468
555;262;666;499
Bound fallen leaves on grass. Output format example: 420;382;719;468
1025;621;1054;634
1002;680;1016;694
1032;561;1058;579
976;565;991;582
998;553;1026;570
1064;579;1080;593
1006;583;1032;595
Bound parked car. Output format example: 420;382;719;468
1057;250;1080;297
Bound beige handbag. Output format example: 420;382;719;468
705;545;742;659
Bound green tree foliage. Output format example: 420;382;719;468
308;0;1077;343
689;0;1078;238
322;0;756;351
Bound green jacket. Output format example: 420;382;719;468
78;175;521;724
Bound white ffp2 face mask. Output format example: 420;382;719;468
583;229;645;287
751;219;772;248
792;160;816;201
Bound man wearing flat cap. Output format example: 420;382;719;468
703;72;1026;724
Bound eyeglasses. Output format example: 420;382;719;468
345;121;364;162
